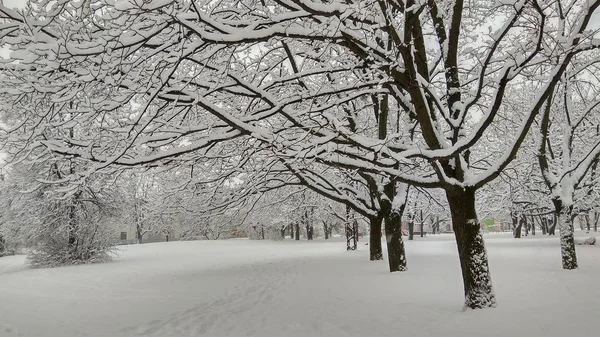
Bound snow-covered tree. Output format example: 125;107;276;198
2;0;599;308
538;61;600;269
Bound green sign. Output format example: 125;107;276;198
484;220;495;228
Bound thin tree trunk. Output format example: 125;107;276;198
552;199;577;270
408;219;414;240
290;222;294;239
369;215;383;261
530;216;535;235
295;223;300;240
419;209;424;237
447;188;496;309
323;221;329;240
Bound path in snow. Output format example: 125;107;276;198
0;233;598;337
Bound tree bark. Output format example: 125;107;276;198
584;214;590;232
382;182;407;272
384;209;407;272
512;213;522;238
290;222;294;239
548;215;557;235
408;218;414;241
447;188;496;309
552;199;578;270
136;225;144;244
540;217;547;235
369;215;383;261
295;223;300;240
323;221;329;240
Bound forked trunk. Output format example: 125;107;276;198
369;216;383;261
447;189;496;309
541;217;548;235
552;199;577;270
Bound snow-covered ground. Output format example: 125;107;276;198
0;232;598;337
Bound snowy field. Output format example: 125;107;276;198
0;232;598;337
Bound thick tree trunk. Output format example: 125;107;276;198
306;225;314;240
369;216;383;261
584;214;590;232
136;225;143;244
382;182;408;272
323;222;329;240
530;216;535;235
447;188;496;309
540;217;547;235
385;210;407;272
281;226;286;239
548;215;557;235
295;223;300;240
512;214;522;238
552;200;577;270
290;223;294;239
408;220;414;240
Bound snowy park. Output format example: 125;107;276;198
1;0;600;336
1;232;599;337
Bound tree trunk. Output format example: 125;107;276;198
261;225;265;240
594;211;599;232
552;199;577;270
419;209;424;237
369;216;383;261
530;216;535;235
382;182;408;272
548;215;557;235
408;219;414;240
136;225;143;244
540;217;547;235
295;223;300;240
512;214;522;238
290;222;294;239
585;214;590;232
281;226;286;239
385;210;407;272
323;222;329;240
447;188;496;309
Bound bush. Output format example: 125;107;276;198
27;223;118;268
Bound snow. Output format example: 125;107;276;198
1;233;599;337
